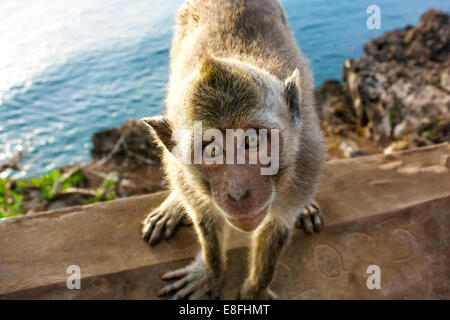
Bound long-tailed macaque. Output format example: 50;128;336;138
141;0;325;299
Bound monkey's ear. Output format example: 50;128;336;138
140;116;175;152
284;69;302;124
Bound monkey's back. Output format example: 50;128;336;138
167;0;314;110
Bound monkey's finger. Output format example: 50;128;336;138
142;219;160;243
162;268;189;280
158;274;193;296
163;227;175;240
142;223;155;243
312;214;323;232
142;212;164;241
143;211;161;226
302;216;314;235
171;282;198;300
149;212;165;226
148;209;165;219
150;216;170;246
164;212;180;240
305;205;314;215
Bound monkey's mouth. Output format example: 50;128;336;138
227;203;270;232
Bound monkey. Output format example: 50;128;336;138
140;0;325;299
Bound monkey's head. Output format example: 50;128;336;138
142;54;324;232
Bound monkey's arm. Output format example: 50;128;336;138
240;217;290;300
141;191;187;246
158;211;226;300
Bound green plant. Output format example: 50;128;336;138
0;168;85;219
0;178;24;218
0;168;122;219
422;130;434;139
29;169;84;200
84;176;117;204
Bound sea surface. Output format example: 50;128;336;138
1;0;449;178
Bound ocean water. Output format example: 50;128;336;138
1;0;449;178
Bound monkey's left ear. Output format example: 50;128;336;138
140;116;175;152
284;69;302;124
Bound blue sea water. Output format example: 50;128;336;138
1;0;449;178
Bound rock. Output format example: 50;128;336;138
87;119;166;197
317;9;450;158
343;9;450;143
339;140;359;158
22;189;47;214
315;79;355;131
91;119;161;167
350;150;366;158
383;140;409;154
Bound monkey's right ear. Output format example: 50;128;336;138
284;69;302;124
140;116;175;152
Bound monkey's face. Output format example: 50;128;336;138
200;131;275;232
141;55;312;232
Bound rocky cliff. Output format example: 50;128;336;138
317;9;449;157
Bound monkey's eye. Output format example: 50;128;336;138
203;142;223;159
243;134;264;150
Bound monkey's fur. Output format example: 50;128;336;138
141;0;325;300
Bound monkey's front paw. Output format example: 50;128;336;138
239;280;278;300
158;261;221;300
141;205;185;246
295;201;324;235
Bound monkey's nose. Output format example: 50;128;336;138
227;186;250;203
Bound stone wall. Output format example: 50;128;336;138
1;144;448;299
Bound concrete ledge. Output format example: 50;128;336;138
1;144;449;299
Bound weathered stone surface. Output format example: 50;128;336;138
316;10;450;158
344;9;450;144
0;144;449;299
